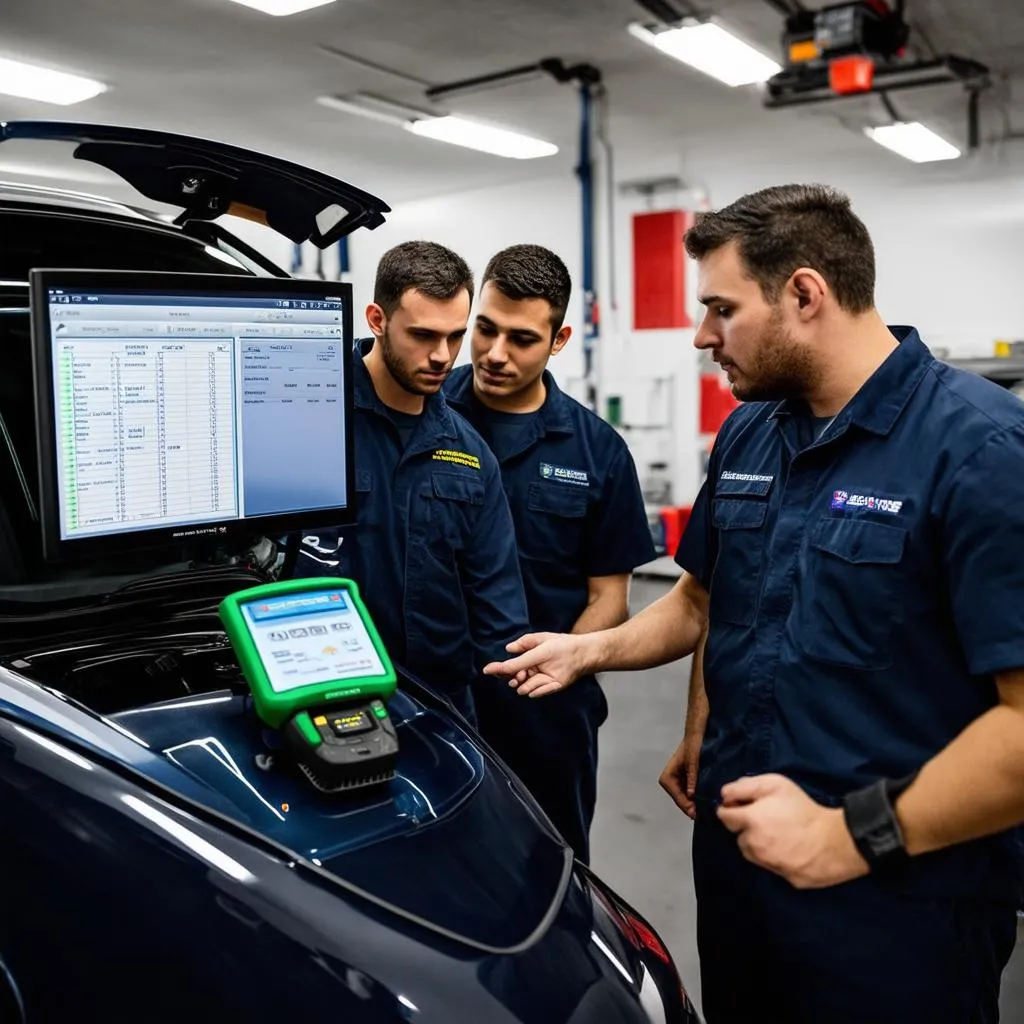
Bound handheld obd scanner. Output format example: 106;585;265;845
219;578;399;792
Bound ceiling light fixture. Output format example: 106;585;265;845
864;121;961;162
405;116;558;160
315;93;428;127
316;93;558;160
0;57;106;105
627;20;781;88
226;0;336;15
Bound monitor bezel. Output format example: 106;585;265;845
30;268;356;564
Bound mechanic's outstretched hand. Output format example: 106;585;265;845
483;631;593;697
715;773;869;890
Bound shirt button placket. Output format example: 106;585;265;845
743;458;821;774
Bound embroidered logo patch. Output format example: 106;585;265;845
721;471;774;484
433;449;481;471
540;462;589;487
831;489;903;515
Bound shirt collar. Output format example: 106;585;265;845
352;337;459;445
769;326;933;437
536;370;575;435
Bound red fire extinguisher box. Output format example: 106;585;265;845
632;210;693;331
699;372;739;435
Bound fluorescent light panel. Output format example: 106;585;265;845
628;21;781;87
316;93;426;127
864;121;961;163
405;116;558;160
0;57;105;105
318;95;558;160
226;0;335;14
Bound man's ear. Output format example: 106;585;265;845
551;324;572;355
365;303;386;338
789;268;827;321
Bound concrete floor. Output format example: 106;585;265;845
588;576;1024;1021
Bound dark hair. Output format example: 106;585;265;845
481;244;572;335
683;184;876;314
374;240;474;316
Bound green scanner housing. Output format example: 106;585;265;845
219;577;400;791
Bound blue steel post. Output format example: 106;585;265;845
577;84;598;413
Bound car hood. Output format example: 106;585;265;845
0;656;572;955
0;120;390;246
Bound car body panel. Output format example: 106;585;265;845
0;121;391;246
0;651;697;1022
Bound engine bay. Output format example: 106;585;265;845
15;629;247;715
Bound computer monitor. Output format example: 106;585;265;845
29;269;355;563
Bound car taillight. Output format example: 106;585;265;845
591;883;673;966
620;909;672;966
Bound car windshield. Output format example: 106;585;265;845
0;208;254;588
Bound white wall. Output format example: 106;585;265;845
224;140;1024;507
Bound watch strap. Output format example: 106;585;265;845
842;772;918;871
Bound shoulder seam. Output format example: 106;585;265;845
926;361;1020;431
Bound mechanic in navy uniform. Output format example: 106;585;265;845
291;240;529;724
445;244;655;863
484;186;1024;1023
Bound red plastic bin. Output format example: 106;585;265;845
659;505;692;558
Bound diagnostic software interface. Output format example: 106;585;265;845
47;285;348;541
242;587;388;693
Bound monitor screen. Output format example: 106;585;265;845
30;269;355;562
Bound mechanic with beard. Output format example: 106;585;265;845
290;240;529;724
483;185;1024;1023
444;244;655;864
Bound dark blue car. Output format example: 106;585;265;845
0;122;700;1023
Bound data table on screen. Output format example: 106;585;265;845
57;338;238;535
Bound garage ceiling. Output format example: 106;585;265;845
0;0;1022;207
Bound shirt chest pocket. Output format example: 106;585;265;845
522;482;588;563
710;497;769;627
796;517;907;670
425;471;485;554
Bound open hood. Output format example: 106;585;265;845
0;120;391;247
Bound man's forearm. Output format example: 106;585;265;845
686;631;709;732
572;600;625;635
897;703;1024;856
571;584;629;636
585;577;705;675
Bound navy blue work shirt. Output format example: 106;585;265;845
291;340;530;701
677;327;1024;898
445;366;656;634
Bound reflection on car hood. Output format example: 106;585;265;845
108;687;571;952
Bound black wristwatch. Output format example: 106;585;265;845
842;772;918;871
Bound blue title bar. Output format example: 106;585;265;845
245;590;350;622
48;290;344;310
